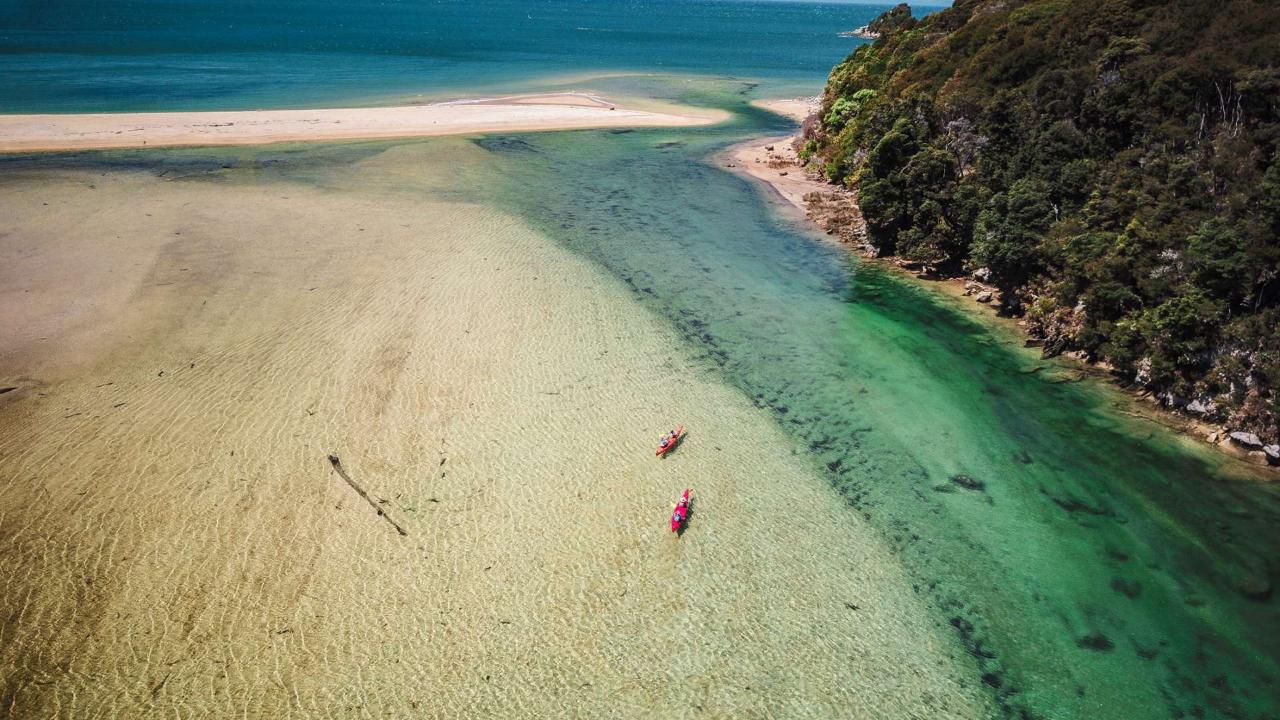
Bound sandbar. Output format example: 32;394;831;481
0;92;727;153
0;138;990;716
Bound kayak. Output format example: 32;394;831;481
656;425;685;457
671;488;692;533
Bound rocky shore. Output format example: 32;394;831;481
838;26;878;40
727;99;1279;472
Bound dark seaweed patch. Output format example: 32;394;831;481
1111;577;1142;599
1041;489;1114;517
951;474;985;491
473;136;542;154
1077;633;1114;651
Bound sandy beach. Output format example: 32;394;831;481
0;93;727;152
0;138;990;716
723;99;827;213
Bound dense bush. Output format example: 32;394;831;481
809;0;1280;442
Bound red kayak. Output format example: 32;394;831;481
671;488;692;533
656;425;685;457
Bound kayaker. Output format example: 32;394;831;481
656;425;684;457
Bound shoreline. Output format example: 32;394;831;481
0;92;727;153
728;98;1277;474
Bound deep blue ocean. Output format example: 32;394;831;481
0;0;934;112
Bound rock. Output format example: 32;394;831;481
765;145;774;151
1186;397;1216;415
1229;431;1264;449
1207;431;1219;444
975;291;993;303
1265;445;1279;466
779;171;788;176
972;267;991;282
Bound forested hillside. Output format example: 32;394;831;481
806;0;1280;449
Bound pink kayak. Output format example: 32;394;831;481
656;425;685;457
671;488;692;533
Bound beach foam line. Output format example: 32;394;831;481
0;93;728;152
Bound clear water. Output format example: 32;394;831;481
3;1;1279;718
469;113;1280;718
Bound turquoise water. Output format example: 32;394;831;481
4;1;1279;718
0;0;912;112
473;116;1280;718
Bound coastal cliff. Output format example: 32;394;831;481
803;0;1280;461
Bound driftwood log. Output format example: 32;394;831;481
328;454;408;537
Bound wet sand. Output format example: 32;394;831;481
724;98;823;215
0;93;727;152
0;139;990;717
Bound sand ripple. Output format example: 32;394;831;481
0;141;990;717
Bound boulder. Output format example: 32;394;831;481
1206;431;1220;444
1265;445;1280;466
1186;397;1216;415
975;291;993;303
972;267;991;282
1229;431;1264;449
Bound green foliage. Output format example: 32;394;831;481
866;3;917;36
823;89;877;131
808;0;1280;440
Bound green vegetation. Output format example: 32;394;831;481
807;0;1280;444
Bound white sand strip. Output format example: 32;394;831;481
0;93;727;152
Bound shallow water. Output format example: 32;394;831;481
473;109;1280;718
3;1;1279;717
0;139;995;718
3;93;1279;720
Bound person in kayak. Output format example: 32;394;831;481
656;425;684;457
671;488;692;533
